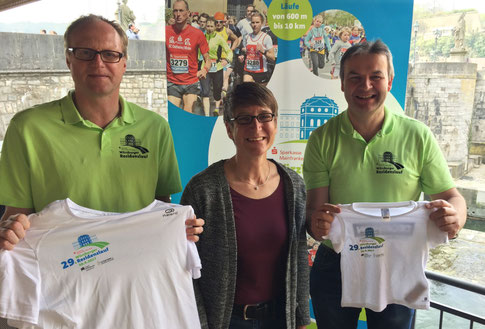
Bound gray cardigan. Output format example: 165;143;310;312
181;160;310;329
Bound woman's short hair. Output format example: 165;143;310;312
224;82;278;123
251;12;265;24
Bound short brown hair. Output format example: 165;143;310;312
64;14;128;56
224;82;278;123
339;39;394;80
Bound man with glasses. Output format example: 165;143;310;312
0;14;203;250
166;0;210;113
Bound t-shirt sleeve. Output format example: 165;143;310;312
184;207;202;279
0;119;34;208
424;204;449;248
327;215;344;253
263;34;273;50
198;31;209;55
155;119;182;197
420;127;455;195
303;128;330;190
0;240;40;326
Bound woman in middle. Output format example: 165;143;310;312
181;82;310;329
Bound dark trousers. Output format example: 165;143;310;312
200;69;223;101
310;245;414;329
310;51;325;76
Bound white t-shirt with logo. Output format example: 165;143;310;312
0;199;202;329
328;201;448;312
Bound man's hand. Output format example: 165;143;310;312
197;68;207;79
429;187;467;239
185;216;205;242
309;203;341;240
0;213;30;251
238;55;245;63
427;199;462;239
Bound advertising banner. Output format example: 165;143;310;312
167;0;414;203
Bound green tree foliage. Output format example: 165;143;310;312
319;10;358;28
466;32;485;57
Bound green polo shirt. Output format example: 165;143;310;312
303;107;454;204
0;91;182;212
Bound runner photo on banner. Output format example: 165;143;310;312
166;0;413;206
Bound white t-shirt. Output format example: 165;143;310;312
0;199;202;329
328;201;448;312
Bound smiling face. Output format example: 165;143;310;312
341;53;393;118
225;105;277;158
66;19;126;99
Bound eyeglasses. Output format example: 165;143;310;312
68;47;124;63
230;113;275;125
216;20;225;24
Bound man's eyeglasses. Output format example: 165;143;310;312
68;47;124;63
216;20;225;24
229;113;275;125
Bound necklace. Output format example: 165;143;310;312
242;161;271;190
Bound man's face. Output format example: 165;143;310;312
172;1;189;25
215;19;225;32
341;53;393;117
198;17;207;29
246;6;255;19
66;20;127;98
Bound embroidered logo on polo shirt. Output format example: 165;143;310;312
119;134;149;159
376;151;404;174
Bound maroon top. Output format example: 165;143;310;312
231;174;288;304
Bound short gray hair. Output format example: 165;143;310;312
339;39;394;81
64;14;128;56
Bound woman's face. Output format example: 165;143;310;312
314;18;322;28
352;27;359;35
206;21;215;34
251;16;263;34
226;105;277;158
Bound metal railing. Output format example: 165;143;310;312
411;270;485;329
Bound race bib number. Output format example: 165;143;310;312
170;55;189;74
314;36;324;51
246;59;261;72
209;59;218;73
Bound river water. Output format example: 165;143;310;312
416;226;485;329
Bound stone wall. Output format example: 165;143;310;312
0;32;167;141
0;71;167;141
405;62;478;172
470;70;485;158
